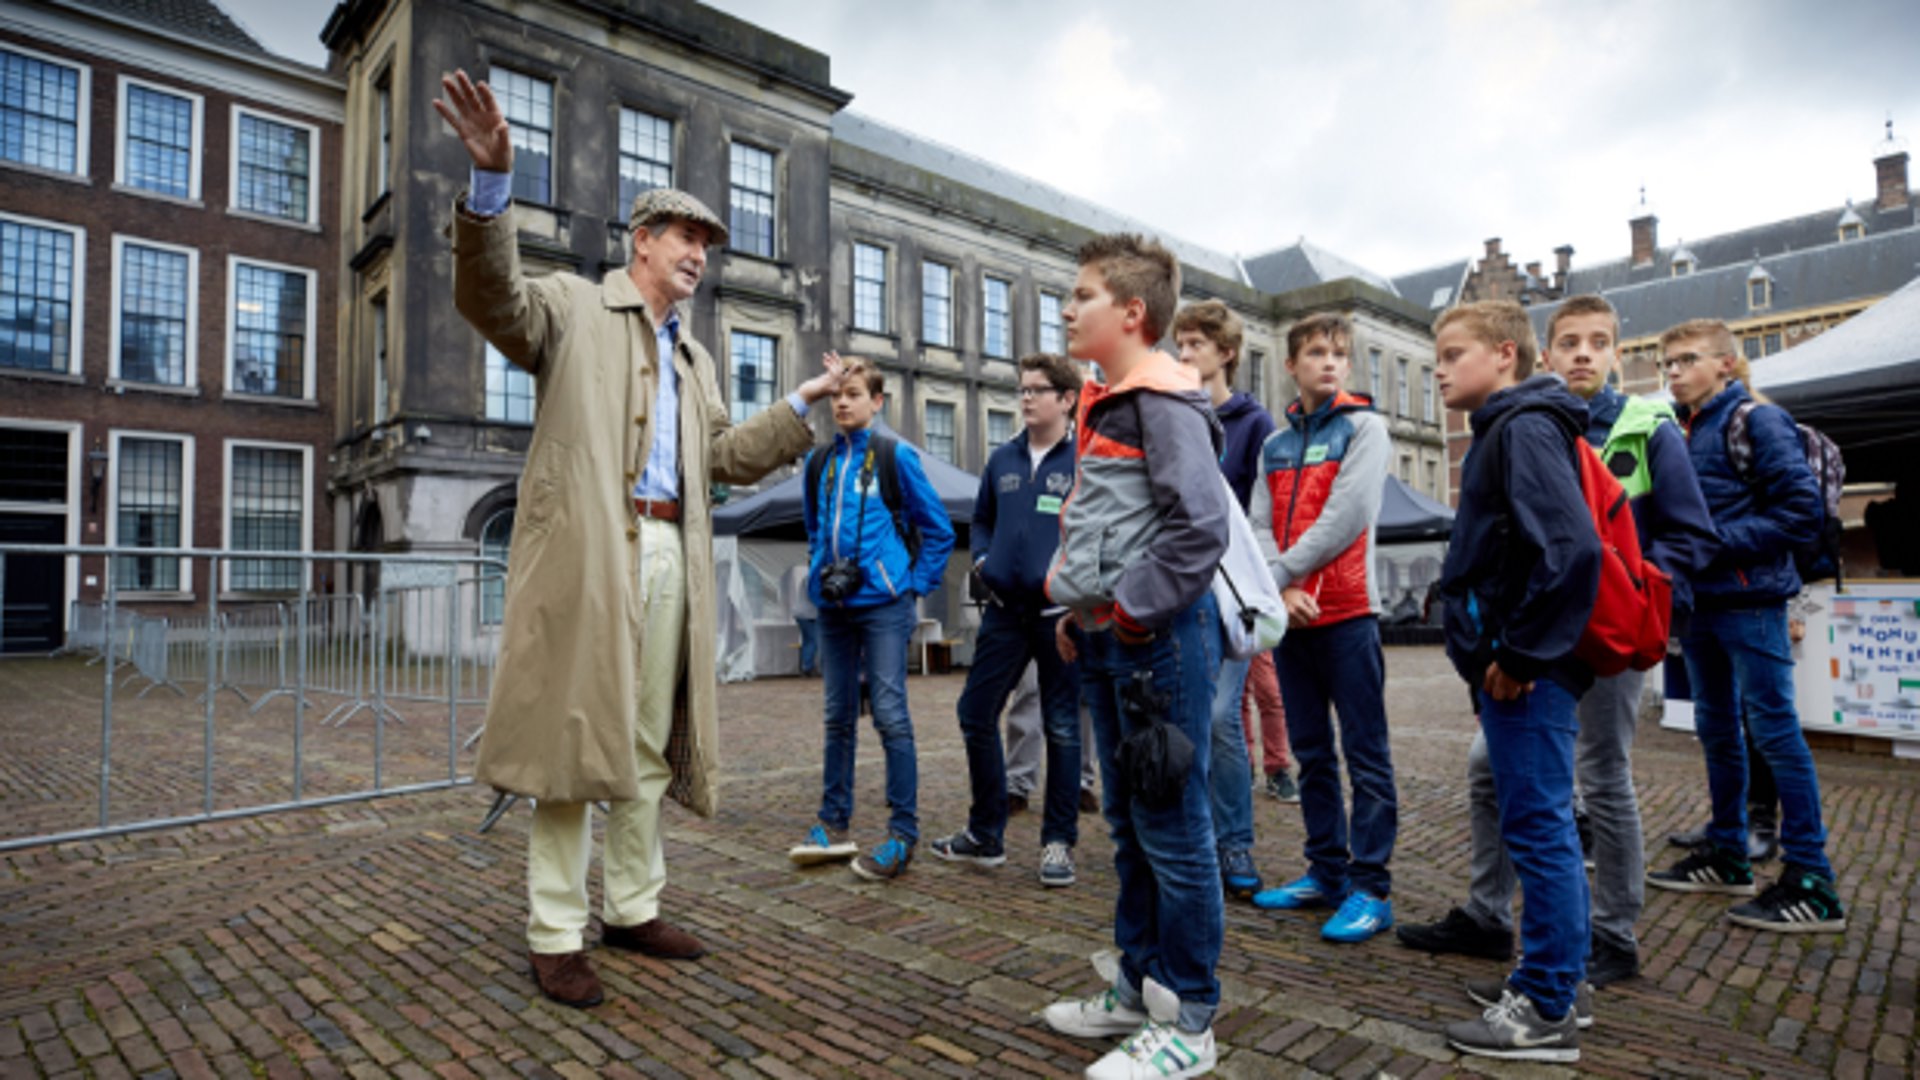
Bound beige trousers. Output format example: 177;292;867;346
526;516;685;954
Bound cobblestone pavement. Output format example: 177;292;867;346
2;647;1915;1079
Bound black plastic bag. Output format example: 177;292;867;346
1115;670;1193;810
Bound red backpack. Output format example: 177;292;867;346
1568;439;1673;675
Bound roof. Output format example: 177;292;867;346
830;111;1247;285
1526;224;1920;344
1243;239;1400;297
62;0;268;57
1390;258;1473;314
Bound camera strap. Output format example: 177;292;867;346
826;445;879;565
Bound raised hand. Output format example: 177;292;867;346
431;69;513;173
795;351;853;405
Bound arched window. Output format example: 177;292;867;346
480;507;513;625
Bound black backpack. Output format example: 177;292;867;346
1725;400;1845;587
804;432;922;562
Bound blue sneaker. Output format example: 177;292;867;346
851;833;915;881
1221;848;1263;900
1322;890;1392;943
787;823;857;866
1251;873;1347;911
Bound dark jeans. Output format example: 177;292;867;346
1479;679;1588;1021
796;616;819;676
1275;616;1397;897
818;594;919;842
955;605;1082;848
1083;593;1223;1033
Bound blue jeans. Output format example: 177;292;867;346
1208;655;1256;855
1274;616;1397;897
955;605;1081;848
1083;594;1222;1033
818;594;918;843
796;616;818;675
1684;605;1832;877
1479;679;1588;1020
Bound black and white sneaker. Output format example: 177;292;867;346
1039;841;1076;888
1466;977;1592;1029
1729;866;1847;933
928;829;1004;867
1646;847;1756;896
1445;988;1580;1063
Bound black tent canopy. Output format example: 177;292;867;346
1376;474;1455;543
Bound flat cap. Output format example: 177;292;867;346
628;188;729;247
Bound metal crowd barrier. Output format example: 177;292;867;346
0;545;507;852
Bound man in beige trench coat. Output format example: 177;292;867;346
435;71;846;1008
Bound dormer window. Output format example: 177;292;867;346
1747;265;1773;311
1839;222;1864;242
1671;255;1693;277
1670;241;1696;277
1837;202;1865;242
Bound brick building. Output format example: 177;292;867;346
0;0;344;651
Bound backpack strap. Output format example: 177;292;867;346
803;445;829;526
1723;399;1762;484
868;433;922;563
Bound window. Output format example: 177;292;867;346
112;237;197;387
1368;347;1383;399
479;508;512;626
987;409;1014;447
118;77;200;199
484;343;533;423
983;276;1012;359
371;296;389;425
373;74;392;198
1422;365;1435;422
0;214;82;374
852;242;887;333
1840;222;1863;242
1748;271;1772;311
728;331;776;424
729;142;775;257
1247;347;1266;402
924;401;956;463
617;107;671;212
1;45;87;175
922;261;953;347
1671;257;1693;277
1743;336;1762;361
1039;291;1064;354
1400;453;1413;482
1764;332;1782;355
1425;459;1440;498
227;444;307;591
231;107;317;223
490;67;551;204
228;259;313;399
112;434;188;592
1396;357;1410;416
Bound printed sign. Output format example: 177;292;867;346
1828;595;1920;736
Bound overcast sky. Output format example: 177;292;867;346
228;0;1920;279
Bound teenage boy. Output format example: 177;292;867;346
1646;320;1845;932
1432;300;1600;1063
1247;313;1397;945
1040;234;1230;1080
931;353;1084;886
787;359;955;881
1173;299;1277;901
1398;295;1717;986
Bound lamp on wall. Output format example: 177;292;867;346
87;439;109;513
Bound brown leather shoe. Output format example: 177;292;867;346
603;918;707;960
528;950;603;1008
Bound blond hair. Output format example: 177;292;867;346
1076;233;1181;343
1433;300;1538;379
1659;319;1767;400
1545;294;1619;347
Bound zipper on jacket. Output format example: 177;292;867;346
1280;410;1316;549
876;557;898;597
830;440;854;560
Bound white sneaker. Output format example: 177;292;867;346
1085;1020;1216;1079
1042;988;1147;1039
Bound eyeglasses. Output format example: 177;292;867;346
1018;386;1063;400
1660;350;1727;374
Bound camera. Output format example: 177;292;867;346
818;558;865;604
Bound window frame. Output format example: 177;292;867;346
982;275;1013;360
1422;364;1435;423
1038;290;1065;354
727;329;779;425
221;438;313;594
852;240;888;334
922;260;954;348
923;400;957;464
373;71;392;200
1748;277;1772;311
114;74;203;202
986;408;1015;448
0;210;86;377
616;105;673;215
487;65;554;206
1368;346;1383;400
228;103;320;226
1247;347;1266;401
479;506;514;626
224;254;317;402
108;233;200;390
727;140;777;258
483;342;535;425
1396;356;1411;417
371;294;389;426
0;42;92;178
105;429;194;595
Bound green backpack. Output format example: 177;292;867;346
1598;396;1677;500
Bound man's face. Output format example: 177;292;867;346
1020;370;1072;430
1545;312;1618;400
1174;330;1229;384
630;218;711;303
1286;332;1351;405
1434;324;1509;412
1064;264;1137;363
831;378;882;433
1663;334;1736;409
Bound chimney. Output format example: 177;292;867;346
1484;237;1502;259
1876;119;1910;213
1524;261;1543;280
1553;244;1574;293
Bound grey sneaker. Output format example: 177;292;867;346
1446;988;1581;1063
1264;770;1300;803
1466;976;1593;1029
929;828;1006;867
1039;841;1076;888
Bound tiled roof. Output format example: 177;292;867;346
1243;238;1399;297
63;0;269;56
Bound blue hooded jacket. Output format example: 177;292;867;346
1584;385;1720;615
1677;380;1820;609
971;429;1076;611
1214;391;1278;511
1440;375;1603;694
803;426;956;610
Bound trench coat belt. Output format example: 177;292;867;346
633;497;681;523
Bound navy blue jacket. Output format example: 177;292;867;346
1214;391;1278;511
1585;386;1720;615
971;429;1076;611
803;426;956;610
1441;376;1602;694
1678;381;1820;609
